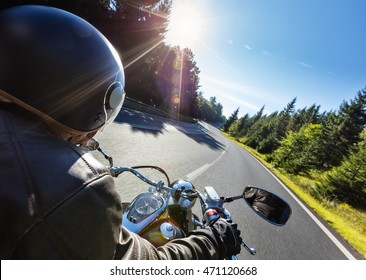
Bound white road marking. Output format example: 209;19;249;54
184;164;210;181
184;137;228;181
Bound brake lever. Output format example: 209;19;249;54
242;240;256;255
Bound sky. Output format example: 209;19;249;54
165;0;366;118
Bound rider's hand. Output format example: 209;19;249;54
210;218;242;257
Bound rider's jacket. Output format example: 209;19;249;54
0;104;221;259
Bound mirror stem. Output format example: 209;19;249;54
97;147;113;167
224;195;243;203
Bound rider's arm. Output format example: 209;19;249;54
115;226;221;260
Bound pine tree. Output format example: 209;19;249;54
317;128;366;209
271;124;324;174
322;89;366;167
223;108;239;132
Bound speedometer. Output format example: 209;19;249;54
135;194;163;215
126;193;164;224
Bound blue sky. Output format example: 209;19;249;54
167;0;366;117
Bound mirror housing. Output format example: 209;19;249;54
243;186;291;226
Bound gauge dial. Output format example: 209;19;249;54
135;194;163;215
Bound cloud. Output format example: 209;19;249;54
226;39;234;44
201;74;284;107
244;44;252;50
297;62;313;68
201;75;258;96
259;50;313;69
200;75;277;112
280;56;313;69
210;88;261;112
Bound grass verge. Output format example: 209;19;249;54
223;133;366;259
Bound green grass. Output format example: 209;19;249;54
223;133;366;259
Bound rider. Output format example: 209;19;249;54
0;5;241;259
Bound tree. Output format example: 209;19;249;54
274;97;297;140
338;89;366;146
234;113;250;137
271;124;325;174
288;104;322;132
245;112;279;153
179;48;201;118
223;108;239;132
106;0;171;109
241;99;296;154
321;89;366;167
237;106;265;137
197;94;225;123
317;128;366;209
154;46;202;118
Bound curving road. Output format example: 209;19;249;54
93;108;361;260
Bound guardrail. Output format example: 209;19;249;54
123;97;198;123
123;97;177;120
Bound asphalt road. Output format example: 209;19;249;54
93;108;361;260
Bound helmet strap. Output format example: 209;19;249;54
0;89;99;144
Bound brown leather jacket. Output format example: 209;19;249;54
0;104;221;259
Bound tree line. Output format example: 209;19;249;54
0;0;224;123
224;89;366;209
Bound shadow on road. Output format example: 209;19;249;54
114;108;225;151
176;123;226;151
114;109;165;136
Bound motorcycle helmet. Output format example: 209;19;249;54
0;5;125;144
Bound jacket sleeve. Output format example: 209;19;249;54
115;226;222;260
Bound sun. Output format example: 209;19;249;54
165;0;203;49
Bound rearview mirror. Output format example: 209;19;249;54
243;186;291;226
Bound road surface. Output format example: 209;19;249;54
92;108;361;260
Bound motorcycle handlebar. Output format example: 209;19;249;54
109;166;172;192
110;166;159;187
